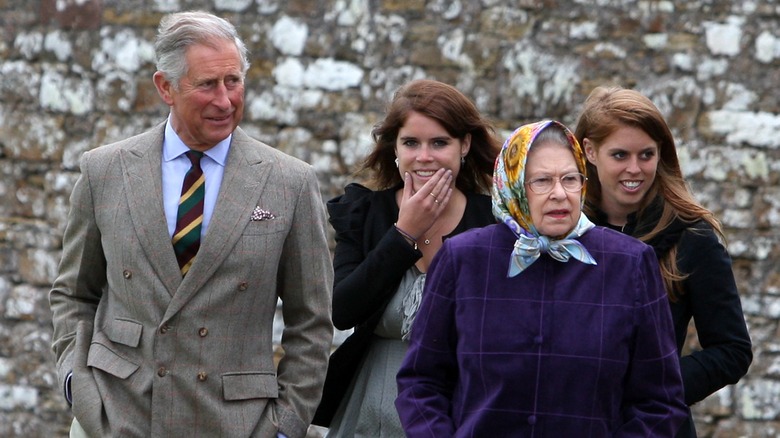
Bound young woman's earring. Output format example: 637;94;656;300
461;155;466;166
395;158;399;168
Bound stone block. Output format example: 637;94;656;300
40;0;103;30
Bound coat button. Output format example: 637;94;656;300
123;270;132;279
157;367;167;377
198;327;208;337
197;372;208;381
238;281;248;291
160;324;170;334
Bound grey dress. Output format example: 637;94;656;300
326;268;425;438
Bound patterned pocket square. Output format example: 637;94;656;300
250;206;275;221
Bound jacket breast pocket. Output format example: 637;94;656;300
243;217;289;236
222;372;278;401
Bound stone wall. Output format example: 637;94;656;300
1;0;778;436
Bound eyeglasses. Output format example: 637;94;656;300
525;173;587;194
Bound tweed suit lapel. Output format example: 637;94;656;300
164;128;271;319
122;123;183;296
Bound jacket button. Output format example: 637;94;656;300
238;281;248;291
157;367;167;377
159;325;169;334
197;372;208;381
123;270;132;279
198;327;208;337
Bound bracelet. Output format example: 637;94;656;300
394;223;419;251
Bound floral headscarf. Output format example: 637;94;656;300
492;120;597;277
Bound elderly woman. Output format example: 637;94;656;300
395;120;688;437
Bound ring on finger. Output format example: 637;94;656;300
434;199;440;204
429;192;437;200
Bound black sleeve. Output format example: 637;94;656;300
676;224;753;405
327;184;421;330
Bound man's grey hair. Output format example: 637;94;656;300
155;11;250;89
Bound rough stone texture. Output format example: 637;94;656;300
1;0;778;436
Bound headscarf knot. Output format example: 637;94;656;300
509;224;597;277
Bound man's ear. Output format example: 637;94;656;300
153;71;174;106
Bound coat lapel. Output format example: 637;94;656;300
122;123;182;296
164;128;272;319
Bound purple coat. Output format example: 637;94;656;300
396;223;688;437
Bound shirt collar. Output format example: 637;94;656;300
162;115;231;166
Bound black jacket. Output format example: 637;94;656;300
313;183;494;426
329;183;495;330
590;198;752;437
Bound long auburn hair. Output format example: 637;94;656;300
574;86;723;300
361;79;501;194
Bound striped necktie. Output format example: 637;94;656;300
172;150;205;276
